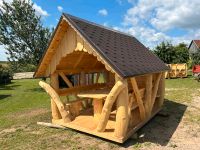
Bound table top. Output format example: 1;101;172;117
77;88;110;99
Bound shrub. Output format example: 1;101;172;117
0;64;13;84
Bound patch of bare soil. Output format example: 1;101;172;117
121;96;200;150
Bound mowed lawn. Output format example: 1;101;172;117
1;77;200;149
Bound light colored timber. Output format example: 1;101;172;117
77;88;110;99
39;81;71;123
114;84;129;138
93;99;103;121
50;73;61;119
73;53;84;69
37;122;66;129
97;80;125;132
158;72;165;107
51;107;161;143
144;74;152;118
55;68;106;75
131;78;146;120
58;72;73;87
149;73;162;113
57;83;107;96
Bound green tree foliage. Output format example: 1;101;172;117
173;43;189;63
0;0;51;72
153;41;189;64
153;41;176;64
0;64;13;84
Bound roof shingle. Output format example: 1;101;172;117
64;13;168;77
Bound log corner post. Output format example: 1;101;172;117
50;73;62;120
96;75;125;132
114;79;129;138
158;72;165;107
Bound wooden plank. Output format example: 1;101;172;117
57;83;107;96
58;72;73;88
50;73;62;120
93;99;103;121
144;74;152;118
158;72;165;107
73;53;84;69
149;73;162;113
130;78;146;120
77;89;110;99
55;68;106;75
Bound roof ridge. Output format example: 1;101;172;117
63;13;135;39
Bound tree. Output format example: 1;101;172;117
173;43;189;64
153;41;176;64
0;0;51;72
153;41;189;64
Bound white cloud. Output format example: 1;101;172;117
57;6;63;12
33;3;49;17
0;0;49;17
0;45;8;61
98;9;108;16
119;0;200;48
124;0;200;31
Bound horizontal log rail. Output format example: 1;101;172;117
57;83;107;96
55;68;106;75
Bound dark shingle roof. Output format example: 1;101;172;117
63;13;168;78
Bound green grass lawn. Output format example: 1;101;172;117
0;77;200;149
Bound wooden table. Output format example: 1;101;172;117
77;89;110;121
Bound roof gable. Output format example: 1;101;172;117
63;13;168;77
35;13;168;78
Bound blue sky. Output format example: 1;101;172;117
1;0;200;61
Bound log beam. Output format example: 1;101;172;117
50;73;62;119
144;74;152;118
97;80;125;132
149;73;162;113
58;72;73;87
131;78;146;120
114;84;129;138
158;72;165;107
39;81;71;123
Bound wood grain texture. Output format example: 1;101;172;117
130;78;146;120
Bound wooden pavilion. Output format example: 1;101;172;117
34;13;169;143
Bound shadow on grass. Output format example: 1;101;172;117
0;94;11;100
122;99;187;148
25;87;44;93
0;82;20;90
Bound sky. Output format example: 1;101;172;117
0;0;200;61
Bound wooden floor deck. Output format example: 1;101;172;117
52;108;161;143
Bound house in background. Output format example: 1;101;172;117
188;40;200;54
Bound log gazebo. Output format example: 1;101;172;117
34;13;169;143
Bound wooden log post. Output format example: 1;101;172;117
97;78;125;132
144;74;152;118
114;81;129;138
93;99;103;121
158;72;165;107
149;73;162;113
50;73;62;120
39;81;71;123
